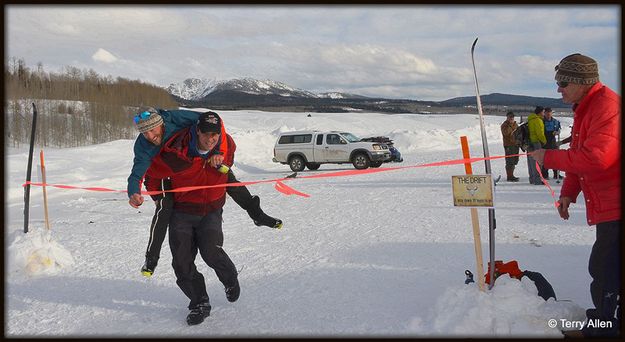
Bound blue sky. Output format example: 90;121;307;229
6;5;620;101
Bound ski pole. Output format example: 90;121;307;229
24;103;38;233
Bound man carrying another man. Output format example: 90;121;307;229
128;106;282;277
140;111;241;325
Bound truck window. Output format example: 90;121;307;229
340;132;361;142
279;134;312;144
327;134;342;145
316;134;323;145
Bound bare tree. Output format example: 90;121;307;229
5;58;178;147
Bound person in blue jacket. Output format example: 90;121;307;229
127;106;282;277
542;107;562;179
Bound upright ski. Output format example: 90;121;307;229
471;38;497;289
24;103;38;233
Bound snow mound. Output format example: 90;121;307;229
408;275;586;337
8;228;75;276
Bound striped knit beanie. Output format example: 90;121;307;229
554;53;600;85
134;106;163;133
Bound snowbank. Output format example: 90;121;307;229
408;275;586;337
8;227;75;276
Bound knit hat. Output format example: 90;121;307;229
134;106;163;133
198;111;221;133
554;53;600;85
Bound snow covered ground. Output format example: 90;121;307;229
5;109;595;338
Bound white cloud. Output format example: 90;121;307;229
92;48;118;63
319;45;438;75
515;55;555;78
45;22;80;36
6;5;620;101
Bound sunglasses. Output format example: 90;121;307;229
133;111;152;124
556;81;569;88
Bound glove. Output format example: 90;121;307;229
216;165;230;174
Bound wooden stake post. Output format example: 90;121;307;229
460;136;485;291
40;150;51;231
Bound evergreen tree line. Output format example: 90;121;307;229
5;57;178;148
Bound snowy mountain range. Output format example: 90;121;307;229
166;77;566;114
167;77;367;101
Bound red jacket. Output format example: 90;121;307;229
145;128;236;216
544;82;621;225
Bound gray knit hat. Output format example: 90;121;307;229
134;106;163;133
555;53;600;85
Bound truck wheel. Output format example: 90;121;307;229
306;162;321;170
370;161;382;168
352;153;370;169
289;155;305;172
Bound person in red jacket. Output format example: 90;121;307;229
146;112;240;326
533;53;620;338
130;107;282;279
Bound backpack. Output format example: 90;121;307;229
513;122;530;152
484;260;557;301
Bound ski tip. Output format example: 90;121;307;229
471;37;478;51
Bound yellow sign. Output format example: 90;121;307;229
451;175;494;208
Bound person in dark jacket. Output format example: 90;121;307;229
542;107;562;179
146;112;240;325
533;53;620;338
500;111;520;182
129;106;282;277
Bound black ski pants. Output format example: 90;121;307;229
169;209;238;309
582;220;621;337
145;178;174;262
144;171;257;262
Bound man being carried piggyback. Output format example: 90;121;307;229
128;107;282;277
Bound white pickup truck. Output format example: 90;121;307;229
272;130;391;171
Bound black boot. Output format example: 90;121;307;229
226;174;283;228
141;255;159;277
186;302;211;326
248;196;283;229
225;278;240;303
